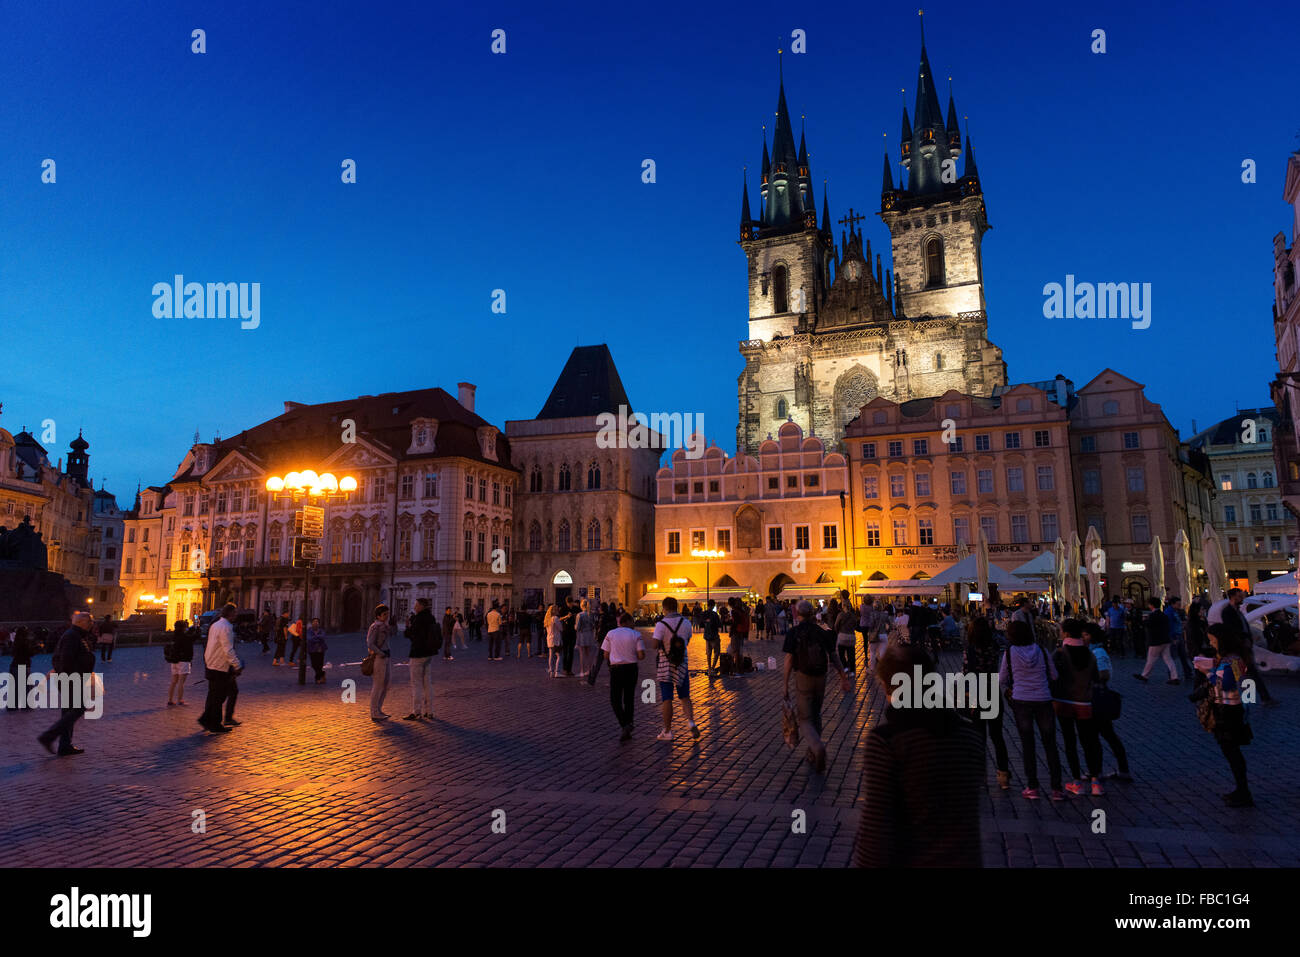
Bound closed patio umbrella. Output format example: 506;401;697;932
976;527;990;599
1083;525;1103;613
1173;529;1192;602
1201;524;1227;603
1150;535;1165;599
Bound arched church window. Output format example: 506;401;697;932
924;237;945;288
777;397;788;420
772;264;789;313
935;353;944;371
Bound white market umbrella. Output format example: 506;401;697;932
1254;570;1296;594
955;540;970;605
1067;531;1083;609
976;527;990;598
1150;535;1165;599
1173;529;1192;602
1201;524;1227;603
1083;525;1104;613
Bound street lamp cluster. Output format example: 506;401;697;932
264;471;357;498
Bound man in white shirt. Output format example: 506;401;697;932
486;602;504;660
651;596;701;742
601;612;646;741
199;603;243;734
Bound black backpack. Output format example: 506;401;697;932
793;623;829;676
664;617;688;666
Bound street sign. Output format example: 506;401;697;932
295;539;323;560
296;506;325;539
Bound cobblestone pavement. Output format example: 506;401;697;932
2;631;1296;867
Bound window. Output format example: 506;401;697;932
709;480;719;493
1131;514;1151;544
977;469;994;494
398;527;412;561
529;467;542;493
1006;467;1025;492
953;517;970;545
216;491;227;513
103;567;114;582
1270;535;1282;554
691;530;706;550
183;496;194;516
1079;436;1096;453
924;236;944;288
1260;428;1270;442
558;464;572;491
1036;466;1055;491
1016;398;1033;413
695;482;706;494
974;434;990;452
1004;432;1021;450
1220;474;1233;491
464;529;473;561
888;441;904;458
128;528;135;543
889;475;906;498
1267;503;1279;521
492;481;501;504
717;529;731;551
914;473;931;496
269;535;281;563
766;477;778;490
424;473;440;498
1086;515;1104;536
230;489;243;512
400;475;415;500
948;436;965;452
587;520;601;551
979;515;998;543
822;525;837;550
1040;512;1059;543
557;521;570;551
1223;505;1236;523
777;397;788;419
371;476;386;503
785;476;797;489
863;475;879;499
478;478;487;502
142;529;150;543
528;522;542;551
795;526;810;550
1102;400;1119;416
1122;431;1139;449
1034;430;1050;448
892;520;908;546
772;264;789;312
913;439;929;455
1247;472;1258;489
587;463;601;490
1083;469;1101;495
1263;471;1275;488
861;442;877;459
866;522;881;547
917;518;934;545
1126;467;1145;492
1249;504;1262;523
504;485;512;508
124;557;133;574
768;527;784;552
804;474;819;487
477;530;486;562
105;546;116;560
1228;536;1240;556
1011;514;1029;543
950;471;967;495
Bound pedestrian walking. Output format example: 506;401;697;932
576;599;598;678
700;599;723;677
273;611;289;665
652;596;700;741
366;604;392;722
544;604;563;677
1000;619;1063;801
782;599;851;772
165;619;194;706
1209;588;1273;705
442;607;457;660
258;605;274;654
1105;596;1127;656
602;612;645;741
403;598;438;719
560;599;578;676
853;642;984;867
515;608;531;659
962;616;1010;790
1054;619;1105;796
96;615;116;662
486;601;504;660
1165;596;1192;677
1082;621;1131;781
306;617;328;684
452;613;467;651
197;603;242;735
834;589;858;677
287;616;304;666
37;611;96;756
1194;623;1255;807
1135;596;1179;683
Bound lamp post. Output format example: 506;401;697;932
691;549;725;605
842;568;862;605
264;469;356;686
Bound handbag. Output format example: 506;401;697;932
1195;695;1216;733
1092;684;1122;721
360;652;376;677
781;696;800;750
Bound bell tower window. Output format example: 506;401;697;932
924;237;945;289
772;264;789;313
776;397;788;420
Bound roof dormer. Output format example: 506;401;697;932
477;425;499;462
408;417;439;455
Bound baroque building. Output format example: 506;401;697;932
736;33;1005;455
1269;149;1300;530
505;345;659;611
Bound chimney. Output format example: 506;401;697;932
457;382;476;413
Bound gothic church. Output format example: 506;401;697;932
736;29;1006;454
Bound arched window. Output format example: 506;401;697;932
528;521;541;551
776;397;788;420
1247;472;1258;489
558;463;571;491
1262;470;1274;488
772;264;789;313
587;462;601;490
924;237;945;288
529;466;542;492
587;519;601;551
935;352;944;371
557;520;571;551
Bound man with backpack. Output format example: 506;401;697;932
783;599;852;773
652;596;701;742
700;599;723;677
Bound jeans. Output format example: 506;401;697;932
610;663;637;728
794;672;828;758
561;635;575;674
1219;740;1249;793
289;636;303;663
309;651;325;682
410;656;432;713
972;706;1009;773
98;642;113;662
370;655;391;718
1095;715;1129;773
1140;643;1179;680
275;638;287;659
1010;698;1062;791
200;668;233;728
41;705;85;753
1058;712;1102;780
837;641;856;673
487;631;502;658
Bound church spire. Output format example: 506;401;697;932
760;52;808;231
740;168;753;240
945;85;961;156
821;180;832;242
960;124;982;194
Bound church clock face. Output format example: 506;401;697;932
842;260;862;281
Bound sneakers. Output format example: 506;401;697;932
402;713;420;721
57;747;86;756
996;770;1011;790
1064;780;1086;796
1091;779;1105;796
1133;674;1148;682
222;719;242;727
1224;790;1255;808
1021;787;1040;800
690;723;701;740
656;731;673;741
1050;790;1065;802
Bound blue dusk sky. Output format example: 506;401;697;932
0;0;1295;499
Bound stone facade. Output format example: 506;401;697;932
89;488;126;617
1269;150;1300;529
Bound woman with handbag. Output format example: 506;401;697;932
1200;624;1254;807
1082;622;1131;781
366;605;393;722
999;620;1064;801
1053;619;1104;796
